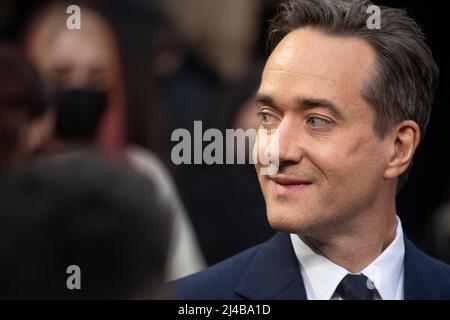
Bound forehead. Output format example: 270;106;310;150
261;28;376;108
48;31;112;66
32;8;117;71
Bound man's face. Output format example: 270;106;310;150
255;28;392;236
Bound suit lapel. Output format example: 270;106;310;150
234;232;307;300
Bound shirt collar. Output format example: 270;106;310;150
290;216;405;300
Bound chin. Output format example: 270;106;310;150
266;206;316;235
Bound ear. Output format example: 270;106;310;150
384;120;421;179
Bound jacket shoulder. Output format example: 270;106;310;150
404;238;450;299
170;243;263;299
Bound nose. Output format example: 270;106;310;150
254;115;305;175
277;117;304;167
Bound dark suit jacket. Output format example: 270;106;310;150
171;232;450;299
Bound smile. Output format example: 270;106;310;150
268;175;313;196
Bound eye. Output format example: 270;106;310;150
306;116;332;128
257;112;275;124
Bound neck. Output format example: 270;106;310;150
299;201;398;273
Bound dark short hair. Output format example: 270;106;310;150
0;152;172;299
268;0;439;188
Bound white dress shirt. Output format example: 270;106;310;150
290;216;405;300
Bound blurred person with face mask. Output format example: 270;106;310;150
24;3;122;152
23;0;206;280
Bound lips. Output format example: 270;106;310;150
268;174;312;196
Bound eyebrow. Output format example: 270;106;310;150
255;93;345;121
297;97;344;121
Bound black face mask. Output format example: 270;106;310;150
49;89;107;142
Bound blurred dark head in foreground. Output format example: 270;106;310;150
0;152;172;299
0;45;53;168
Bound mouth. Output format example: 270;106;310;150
268;174;313;196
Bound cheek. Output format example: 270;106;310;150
307;134;386;184
347;134;387;173
301;139;345;178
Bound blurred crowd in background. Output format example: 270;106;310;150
0;0;449;298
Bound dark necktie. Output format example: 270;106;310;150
335;274;376;300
